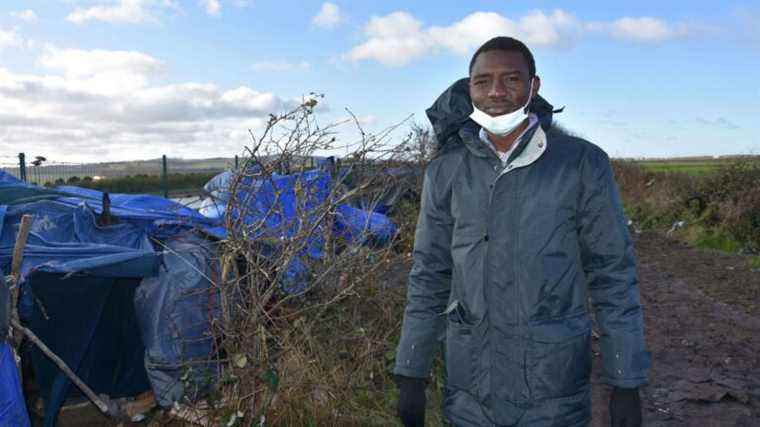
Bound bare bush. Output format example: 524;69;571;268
162;98;429;426
612;160;699;228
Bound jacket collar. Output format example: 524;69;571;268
459;120;547;170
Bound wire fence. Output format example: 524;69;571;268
1;153;334;198
0;153;244;197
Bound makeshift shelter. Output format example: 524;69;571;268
0;171;222;426
0;162;399;425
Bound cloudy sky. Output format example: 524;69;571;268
0;1;758;163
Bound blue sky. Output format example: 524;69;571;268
0;1;758;162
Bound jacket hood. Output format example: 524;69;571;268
425;77;561;152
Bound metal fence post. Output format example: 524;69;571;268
18;153;26;182
161;155;168;199
234;155;239;170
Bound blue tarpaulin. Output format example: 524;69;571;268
134;233;220;407
207;168;397;248
206;167;398;292
0;173;223;426
0;342;30;427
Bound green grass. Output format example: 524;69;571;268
690;228;743;253
636;161;722;176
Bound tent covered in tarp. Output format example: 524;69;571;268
0;170;223;426
199;166;398;293
201;166;397;247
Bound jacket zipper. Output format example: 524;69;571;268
481;128;542;405
489;159;529;402
484;155;499;410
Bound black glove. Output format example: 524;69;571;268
395;375;426;427
610;386;642;427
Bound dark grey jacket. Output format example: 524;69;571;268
394;79;650;426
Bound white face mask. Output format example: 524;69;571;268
470;78;534;137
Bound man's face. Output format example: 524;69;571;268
469;50;539;117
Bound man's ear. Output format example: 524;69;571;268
532;75;541;97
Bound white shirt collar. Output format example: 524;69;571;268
479;113;539;165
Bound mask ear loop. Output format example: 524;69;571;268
523;77;535;114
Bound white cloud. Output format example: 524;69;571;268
10;10;38;22
251;60;311;72
67;0;155;24
0;48;297;162
37;47;165;95
345;9;698;66
0;27;22;51
312;2;342;29
65;0;181;24
430;10;583;55
39;48;165;79
610;17;689;42
200;0;221;16
344;11;428;66
345;10;585;66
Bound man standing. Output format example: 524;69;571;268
394;37;650;426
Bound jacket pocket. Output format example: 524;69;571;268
527;314;592;401
444;305;476;392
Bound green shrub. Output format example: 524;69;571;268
613;157;760;253
692;229;743;253
74;172;218;195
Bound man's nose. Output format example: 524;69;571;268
488;79;507;98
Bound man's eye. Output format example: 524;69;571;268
474;80;487;86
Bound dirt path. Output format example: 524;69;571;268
591;231;760;426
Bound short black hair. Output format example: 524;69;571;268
469;36;536;77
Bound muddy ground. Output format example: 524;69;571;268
591;231;760;427
31;231;760;426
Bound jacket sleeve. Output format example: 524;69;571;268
393;160;454;379
577;148;651;389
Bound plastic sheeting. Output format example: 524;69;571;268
26;274;151;426
0;343;30;427
201;168;398;249
0;172;20;185
0;178;222;425
134;233;220;407
0;181;222;285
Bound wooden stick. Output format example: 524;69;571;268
10;215;33;282
10;318;113;415
8;215;33;344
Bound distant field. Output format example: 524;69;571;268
630;156;760;176
635;161;723;176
